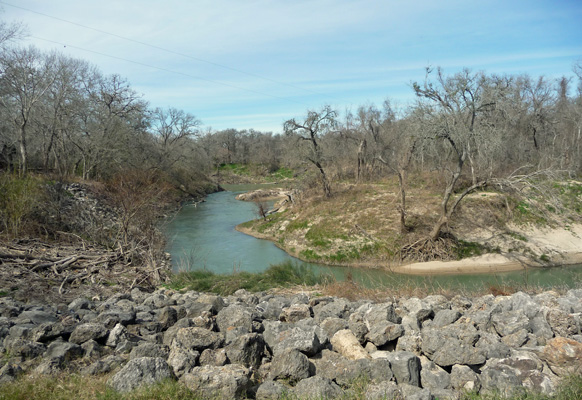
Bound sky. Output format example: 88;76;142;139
1;0;582;133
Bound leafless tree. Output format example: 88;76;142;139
284;105;338;197
412;67;496;241
0;46;57;174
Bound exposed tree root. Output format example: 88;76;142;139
399;233;458;262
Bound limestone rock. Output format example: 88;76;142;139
69;323;108;345
292;376;343;399
541;336;582;376
181;364;252;399
331;329;371;360
108;357;174;393
268;348;312;384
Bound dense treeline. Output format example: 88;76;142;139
1;20;581;220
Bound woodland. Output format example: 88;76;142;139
1;17;582;266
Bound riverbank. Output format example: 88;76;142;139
237;223;582;275
0;175;220;304
235;181;582;276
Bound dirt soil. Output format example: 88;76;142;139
236;182;582;275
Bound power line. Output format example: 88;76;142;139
31;35;309;107
0;1;345;102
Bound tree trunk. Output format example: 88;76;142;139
314;160;331;197
429;149;466;240
18;122;27;176
356;139;367;183
397;169;407;234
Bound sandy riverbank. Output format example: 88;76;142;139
236;223;582;276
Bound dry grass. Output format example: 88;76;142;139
241;173;582;268
0;374;200;400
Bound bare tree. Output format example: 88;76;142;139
0;17;26;48
151;107;201;169
284;105;337;197
412;67;496;241
0;46;57;174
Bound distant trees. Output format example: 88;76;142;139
284;105;338;197
1;15;581;250
151;107;201;170
0;47;57;174
0;39;203;184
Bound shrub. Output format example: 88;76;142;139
0;173;42;236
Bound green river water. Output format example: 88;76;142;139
164;184;582;291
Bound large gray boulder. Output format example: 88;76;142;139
31;322;73;343
44;341;83;362
199;348;228;366
216;304;255;333
162;317;193;346
168;347;199;378
69;323;108;345
181;364;252;399
313;349;393;387
313;297;352;322
421;324;486;366
433;309;462;327
226;333;265;369
479;359;524;397
383;351;420;387
491;310;530;337
4;339;46;361
108;357;174;393
17;310;58;325
510;292;540;319
268;348;312;384
450;364;481;392
475;332;511;359
361;302;401;327
320;317;348;339
255;380;289;400
172;327;224;352
292;376;343;399
365;321;404;347
255;296;290;320
279;304;312;323
271;325;322;357
546;309;580;337
129;342;170;360
419;356;451;390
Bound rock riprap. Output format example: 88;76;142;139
0;287;581;398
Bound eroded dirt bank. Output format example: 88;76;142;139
235;184;582;275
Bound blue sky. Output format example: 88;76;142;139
2;0;581;133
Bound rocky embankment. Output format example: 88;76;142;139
0;288;581;399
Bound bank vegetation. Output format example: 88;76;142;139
1;15;582;291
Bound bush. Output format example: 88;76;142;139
0;173;42;236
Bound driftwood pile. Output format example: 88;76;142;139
0;238;169;303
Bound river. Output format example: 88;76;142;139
164;184;582;290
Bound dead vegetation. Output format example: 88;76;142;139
0;238;170;303
0;171;182;303
239;173;582;267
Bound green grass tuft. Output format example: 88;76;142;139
168;261;325;295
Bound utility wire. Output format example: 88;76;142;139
1;1;345;102
31;35;310;107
